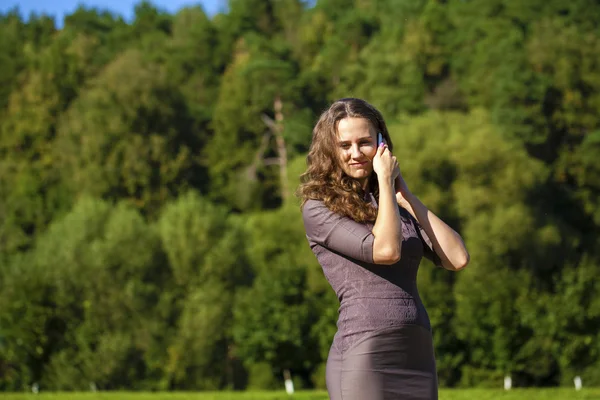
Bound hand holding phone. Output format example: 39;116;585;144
373;132;399;182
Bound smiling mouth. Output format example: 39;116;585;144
350;161;368;167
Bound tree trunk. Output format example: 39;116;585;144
260;95;289;202
273;96;289;202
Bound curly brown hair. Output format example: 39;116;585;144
297;98;394;223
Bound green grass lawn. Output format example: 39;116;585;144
1;389;599;400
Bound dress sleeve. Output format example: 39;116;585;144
302;199;375;264
415;221;443;268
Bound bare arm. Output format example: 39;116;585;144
398;183;469;271
371;145;403;265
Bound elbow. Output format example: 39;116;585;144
374;246;402;265
448;252;470;271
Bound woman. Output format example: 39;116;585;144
298;98;469;400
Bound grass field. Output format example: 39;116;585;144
1;389;600;400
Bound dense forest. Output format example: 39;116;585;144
1;0;600;392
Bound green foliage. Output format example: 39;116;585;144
546;255;600;385
245;362;279;390
232;205;323;386
156;192;250;389
157;191;246;286
0;197;170;390
54;49;202;215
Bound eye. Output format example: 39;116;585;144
340;143;351;149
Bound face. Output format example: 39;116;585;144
336;117;378;186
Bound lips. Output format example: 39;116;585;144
350;161;368;167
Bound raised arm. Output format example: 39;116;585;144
371;144;403;265
395;176;469;271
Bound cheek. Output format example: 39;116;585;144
364;146;377;159
335;151;346;169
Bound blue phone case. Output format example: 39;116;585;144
378;132;384;146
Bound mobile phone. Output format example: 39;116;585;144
378;132;384;146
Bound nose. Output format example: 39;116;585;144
350;144;362;159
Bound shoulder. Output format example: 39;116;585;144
301;199;330;224
302;199;326;214
301;199;344;236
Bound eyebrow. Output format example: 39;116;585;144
338;136;373;144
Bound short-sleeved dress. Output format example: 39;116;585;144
302;196;442;400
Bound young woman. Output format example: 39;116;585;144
298;98;469;400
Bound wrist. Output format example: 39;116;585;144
379;181;396;196
377;174;395;186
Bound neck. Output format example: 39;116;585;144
360;177;370;191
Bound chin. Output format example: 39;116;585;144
350;172;370;180
343;166;372;180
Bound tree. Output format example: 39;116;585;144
232;203;323;388
156;191;251;389
0;197;170;390
206;32;312;211
54;49;203;216
0;26;102;253
0;11;56;110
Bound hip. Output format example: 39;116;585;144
326;325;438;400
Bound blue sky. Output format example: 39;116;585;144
0;0;226;24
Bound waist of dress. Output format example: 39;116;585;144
334;298;432;354
338;297;430;330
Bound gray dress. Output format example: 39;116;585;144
302;197;442;400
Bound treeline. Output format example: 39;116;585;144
1;0;600;391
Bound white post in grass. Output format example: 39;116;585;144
31;383;39;394
283;369;294;395
574;376;582;391
504;375;512;390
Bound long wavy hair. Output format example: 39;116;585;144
297;98;393;223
